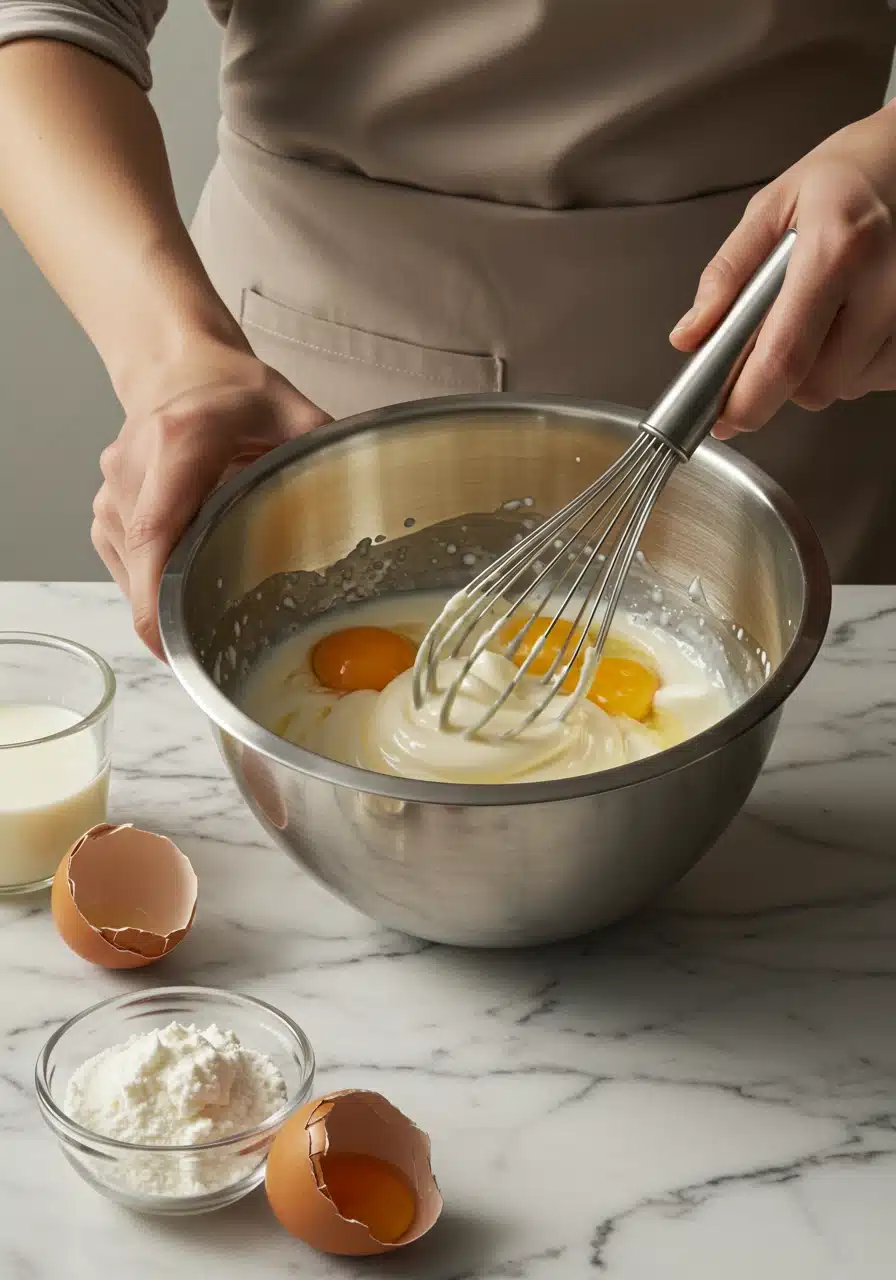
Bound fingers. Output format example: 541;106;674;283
710;233;843;435
93;365;331;659
792;257;896;408
670;185;788;351
90;516;129;596
91;481;129;592
844;335;896;399
711;179;888;436
126;413;236;659
673;155;895;440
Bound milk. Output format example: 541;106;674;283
0;703;109;890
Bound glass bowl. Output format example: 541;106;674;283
35;986;315;1215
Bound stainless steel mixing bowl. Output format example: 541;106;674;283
159;395;830;947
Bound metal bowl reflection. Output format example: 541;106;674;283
159;395;830;946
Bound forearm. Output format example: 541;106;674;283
0;39;246;411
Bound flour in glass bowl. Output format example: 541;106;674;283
64;1021;287;1197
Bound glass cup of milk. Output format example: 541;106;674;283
0;633;114;894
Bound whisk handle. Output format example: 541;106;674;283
641;228;796;459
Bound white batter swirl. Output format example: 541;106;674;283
313;649;658;783
243;593;737;785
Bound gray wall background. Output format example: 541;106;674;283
1;20;894;580
0;5;222;580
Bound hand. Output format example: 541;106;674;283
670;102;896;439
91;341;330;658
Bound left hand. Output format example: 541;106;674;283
670;102;896;440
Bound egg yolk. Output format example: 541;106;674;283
311;626;417;693
318;1151;416;1243
500;616;660;722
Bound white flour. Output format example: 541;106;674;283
64;1021;287;1197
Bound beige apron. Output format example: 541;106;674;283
194;0;896;582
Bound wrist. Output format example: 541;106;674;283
116;330;261;422
102;241;252;415
823;101;896;209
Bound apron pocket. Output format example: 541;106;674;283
241;288;504;420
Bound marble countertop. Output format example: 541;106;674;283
1;583;895;1279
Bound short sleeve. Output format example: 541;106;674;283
0;1;168;90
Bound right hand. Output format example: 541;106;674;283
91;341;330;659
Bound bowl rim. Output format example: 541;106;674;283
0;631;116;749
158;393;832;806
34;984;316;1154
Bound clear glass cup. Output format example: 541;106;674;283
35;986;316;1215
0;632;115;894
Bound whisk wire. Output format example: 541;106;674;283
454;440;668;737
556;449;677;720
410;434;657;717
522;440;665;686
499;438;659;660
475;442;678;739
425;438;660;731
410;231;798;740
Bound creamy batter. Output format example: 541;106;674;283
241;592;738;784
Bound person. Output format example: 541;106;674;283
1;2;894;660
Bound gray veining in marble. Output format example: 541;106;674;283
1;584;894;1279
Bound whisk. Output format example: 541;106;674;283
411;229;797;738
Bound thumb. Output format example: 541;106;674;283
670;185;788;351
268;373;332;439
216;387;331;483
280;390;332;438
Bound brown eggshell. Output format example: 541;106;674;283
51;823;197;969
265;1089;443;1256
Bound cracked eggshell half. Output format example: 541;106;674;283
265;1089;443;1256
51;823;197;968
